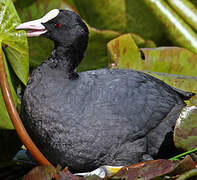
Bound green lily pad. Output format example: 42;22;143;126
174;106;197;153
108;34;197;76
107;33;142;69
141;47;197;76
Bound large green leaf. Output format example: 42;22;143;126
108;34;197;76
0;0;28;129
107;33;142;69
0;0;27;165
66;0;164;43
0;0;28;85
140;47;197;76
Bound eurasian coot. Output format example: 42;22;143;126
16;9;195;172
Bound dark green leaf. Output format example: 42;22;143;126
66;0;164;43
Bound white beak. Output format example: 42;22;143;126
16;9;60;37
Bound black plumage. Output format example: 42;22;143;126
18;9;194;172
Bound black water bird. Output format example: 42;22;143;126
16;9;195;172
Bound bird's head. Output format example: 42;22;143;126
16;9;89;46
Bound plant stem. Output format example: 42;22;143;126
0;50;52;166
169;147;197;160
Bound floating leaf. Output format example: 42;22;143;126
112;156;196;180
112;159;179;180
174;106;197;154
108;35;197;76
23;165;57;180
107;33;142;69
141;47;197;76
57;167;86;180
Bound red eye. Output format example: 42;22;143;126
55;23;62;28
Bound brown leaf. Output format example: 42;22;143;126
57;167;85;180
170;155;196;175
23;165;57;180
112;159;180;180
112;156;196;180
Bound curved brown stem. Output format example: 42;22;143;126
0;51;52;166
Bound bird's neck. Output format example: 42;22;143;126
46;42;85;79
